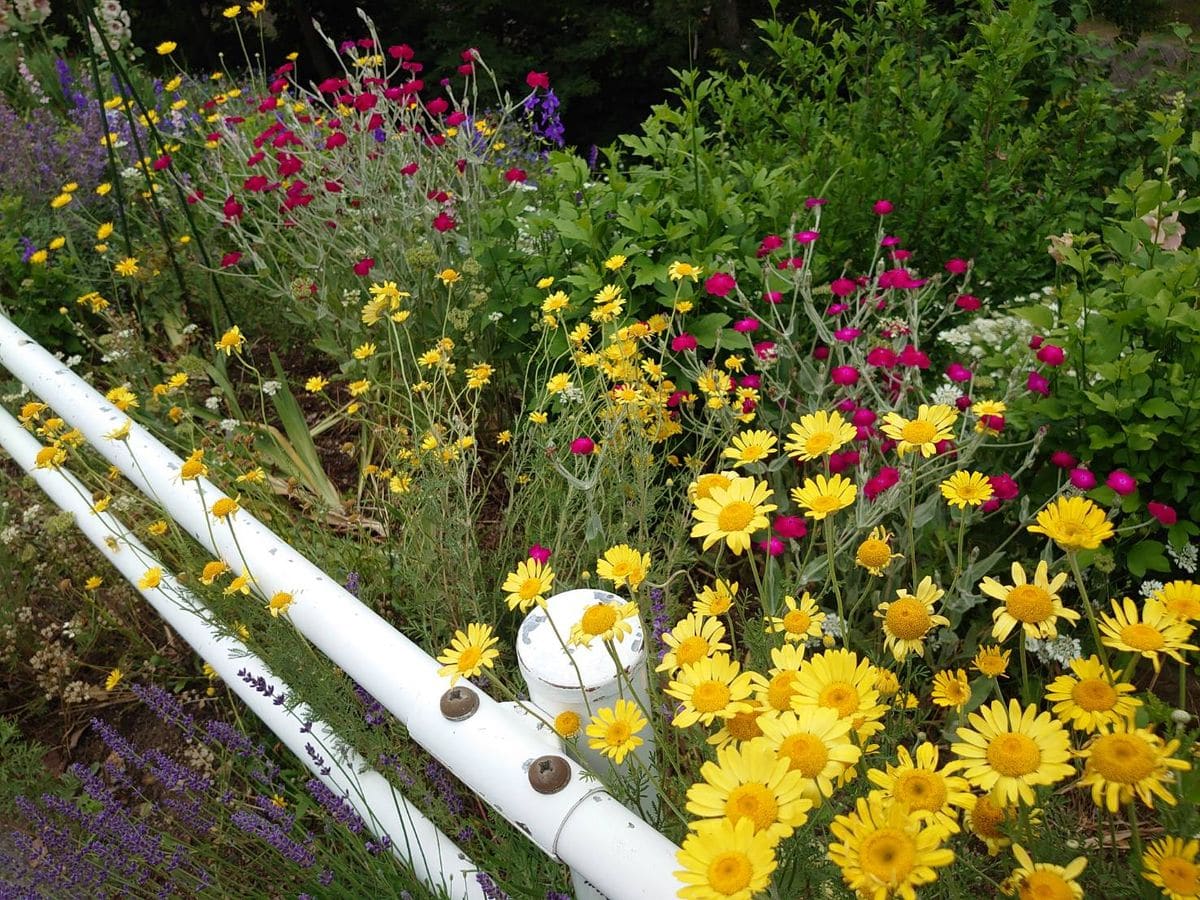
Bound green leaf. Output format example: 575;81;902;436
1141;397;1181;419
1126;540;1170;578
690;312;732;348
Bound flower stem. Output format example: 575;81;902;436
824;517;845;641
1018;630;1030;703
1067;551;1113;677
1127;801;1144;867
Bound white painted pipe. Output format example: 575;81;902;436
0;315;682;899
0;405;486;900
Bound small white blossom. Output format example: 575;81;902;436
1026;635;1081;667
1140;579;1165;599
929;383;962;407
261;380;281;396
1168;543;1198;574
204;396;222;411
220;418;238;435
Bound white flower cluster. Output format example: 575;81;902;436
929;383;962;407
1140;579;1165;598
261;380;281;396
937;305;1039;364
1168;542;1198;574
89;0;132;52
1026;635;1082;668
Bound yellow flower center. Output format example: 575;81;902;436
706;850;752;895
725;783;779;833
692;681;732;714
970;795;1007;838
739;443;768;461
675;635;710;666
857;539;891;569
986;733;1042;777
818;682;859;718
808;494;843;514
782;609;811;635
1158;857;1200;895
1072;678;1117;712
1019;871;1074;900
886;598;932;640
695;474;732;500
766;671;798;712
717;500;756;533
894;772;947;813
581;604;618;636
457;647;482;671
519;577;544;600
605;720;632;748
180;459;205;479
554;711;581;737
724;709;764;742
900;419;937;445
805;432;834;455
859;827;917;883
1089;733;1157;784
1120;623;1165;651
1005;584;1054;623
778;732;829;778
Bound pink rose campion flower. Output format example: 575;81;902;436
1036;344;1065;366
1147;501;1177;526
733;318;760;333
763;291;783;304
772;515;807;539
756;536;785;556
793;230;819;244
833;327;862;342
1070;468;1097;490
704;272;737;297
529;544;552;563
944;258;969;275
757;235;783;257
830;365;859;385
1106;470;1137;496
1050;451;1077;468
570;437;596;455
955;294;981;311
852;408;876;426
830;277;857;297
671;333;698;352
946;363;973;383
989;473;1019;500
873;199;894;215
1027;371;1051;396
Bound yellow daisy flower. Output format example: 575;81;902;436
267;591;294;617
693;579;739;617
940;470;994;508
828;798;955;900
764;592;825;643
1142;836;1200;900
866;742;972;834
665;653;761;728
971;645;1011;679
674;817;776;900
1076;721;1190;813
569;600;639;647
757;643;808;713
215;325;246;355
854;526;902;576
595;543;651;591
791;648;887;743
585;698;647;764
1155;580;1200;622
706;703;768;750
1098;597;1197;674
656;614;730;673
500;559;554;612
553;710;581;738
1045;655;1141;732
790;473;856;521
757;706;861;803
930;669;972;711
961;791;1023;856
721;429;777;467
879;404;959;457
980;561;1077;642
436;623;500;685
691;475;777;555
668;260;702;282
1005;844;1086;900
1027;495;1114;551
876;577;949;661
784;410;857;461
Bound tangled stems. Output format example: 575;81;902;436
1066;550;1113;678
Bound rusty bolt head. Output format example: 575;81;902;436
439;686;479;721
528;754;571;794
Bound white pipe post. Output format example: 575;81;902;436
0;407;486;900
0;315;683;900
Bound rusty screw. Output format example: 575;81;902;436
527;754;571;794
439;686;479;721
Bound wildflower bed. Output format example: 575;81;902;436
1;2;1199;899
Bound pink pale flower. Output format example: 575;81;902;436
1070;468;1097;490
763;291;783;304
1106;470;1137;495
1026;371;1051;396
873;199;894;215
432;212;457;232
1050;451;1077;468
813;346;830;361
753;341;778;361
526;71;550;89
353;257;375;276
1036;344;1065;366
733;318;760;333
831;365;859;385
989;473;1019;500
772;515;807;539
1147;501;1177;526
529;544;551;563
705;272;737;297
946;363;973;383
833;327;862;342
830;277;856;297
945;258;969;275
866;347;898;368
955;294;981;311
793;230;819;244
671;333;697;352
757;234;783;257
756;536;786;557
570;436;596;455
852;408;876;426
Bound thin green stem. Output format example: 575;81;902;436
1067;551;1113;677
824;517;845;641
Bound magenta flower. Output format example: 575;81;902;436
793;230;820;244
432;211;457;232
866;347;898;368
955;294;981;311
1036;344;1065;366
1106;470;1137;495
1029;335;1044;350
1050;451;1077;468
526;71;550;89
955;395;972;411
739;374;761;389
852;408;876;426
827;303;849;316
221;251;242;268
944;258;969;275
946;363;973;383
864;467;900;500
529;544;552;563
830;277;857;297
753;341;778;361
757;234;783;257
873;199;894;215
1147;501;1177;526
833;327;862;342
772;515;807;540
828;450;860;473
878;268;926;290
756;536;785;557
570;436;596;455
837;398;857;413
989;473;1019;500
704;272;737;297
353;257;375;276
1070;468;1097;490
1026;371;1051;396
733;318;760;333
980;414;1005;433
805;196;827;208
775;257;804;271
880;236;902;248
504;168;528;183
671;333;698;352
763;290;783;304
813;346;830;361
830;365;860;385
897;345;930;369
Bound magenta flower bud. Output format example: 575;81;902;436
570;436;596;455
892;249;912;262
704;271;737;297
980;414;1005;433
1050;451;1077;468
772;515;807;539
831;365;860;385
852;408;876;426
830;277;856;297
935;439;956;457
671;333;698;352
837;398;857;413
829;450;860;473
989;473;1019;500
757;234;783;257
955;293;981;311
1147;501;1177;526
873;199;894;215
876;467;901;489
805;196;827;208
529;544;551;563
944;258;969;275
1070;468;1097;490
1106;470;1137;495
1029;334;1044;350
855;425;873;441
1036;344;1065;366
813;345;830;361
946;362;973;383
880;235;901;248
756;536;786;557
955;395;972;411
1027;371;1051;396
733;318;760;333
763;290;783;304
981;499;1001;513
826;303;849;316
